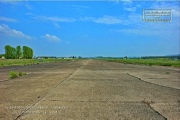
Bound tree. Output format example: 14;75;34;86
4;45;14;59
12;47;16;59
4;45;33;59
23;46;27;59
124;56;128;59
28;47;33;59
23;46;33;59
16;46;22;59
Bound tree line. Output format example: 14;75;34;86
4;45;33;59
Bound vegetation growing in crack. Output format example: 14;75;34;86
9;71;27;79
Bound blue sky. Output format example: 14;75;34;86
0;0;179;57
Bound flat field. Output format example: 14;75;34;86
0;59;75;68
104;58;180;67
0;60;179;119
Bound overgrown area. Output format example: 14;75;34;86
0;59;76;67
9;71;27;79
102;58;180;67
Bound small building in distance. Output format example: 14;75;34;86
1;56;5;59
36;56;57;59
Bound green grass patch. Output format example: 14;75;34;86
102;58;180;67
0;58;77;67
9;71;18;79
18;72;26;76
9;71;27;79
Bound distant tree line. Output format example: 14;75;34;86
4;45;33;59
141;56;180;60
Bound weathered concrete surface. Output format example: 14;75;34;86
0;60;179;120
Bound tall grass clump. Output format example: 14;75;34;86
9;71;18;79
9;71;27;79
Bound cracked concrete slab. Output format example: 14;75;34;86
0;60;179;119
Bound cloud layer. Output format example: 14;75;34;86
0;24;32;40
34;16;76;22
42;34;61;42
0;16;18;22
80;16;122;24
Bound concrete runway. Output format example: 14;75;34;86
0;60;179;120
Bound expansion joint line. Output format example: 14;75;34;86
14;62;86;120
141;101;167;120
126;73;180;90
127;73;167;119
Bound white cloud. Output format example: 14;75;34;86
25;2;33;10
112;21;179;39
42;34;61;42
53;23;60;28
113;29;159;36
71;5;89;9
0;0;19;5
111;2;180;39
29;14;75;28
122;1;141;12
80;16;122;24
0;0;33;9
0;24;33;40
35;16;76;22
95;16;122;24
115;0;132;4
124;7;136;12
0;16;18;22
172;9;180;17
150;2;180;17
25;13;35;16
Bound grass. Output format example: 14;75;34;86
9;71;27;79
0;58;77;67
9;71;18;79
1;58;179;67
18;71;27;76
101;58;180;67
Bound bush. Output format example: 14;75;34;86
9;71;27;79
9;71;18;79
19;72;26;76
19;72;23;76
